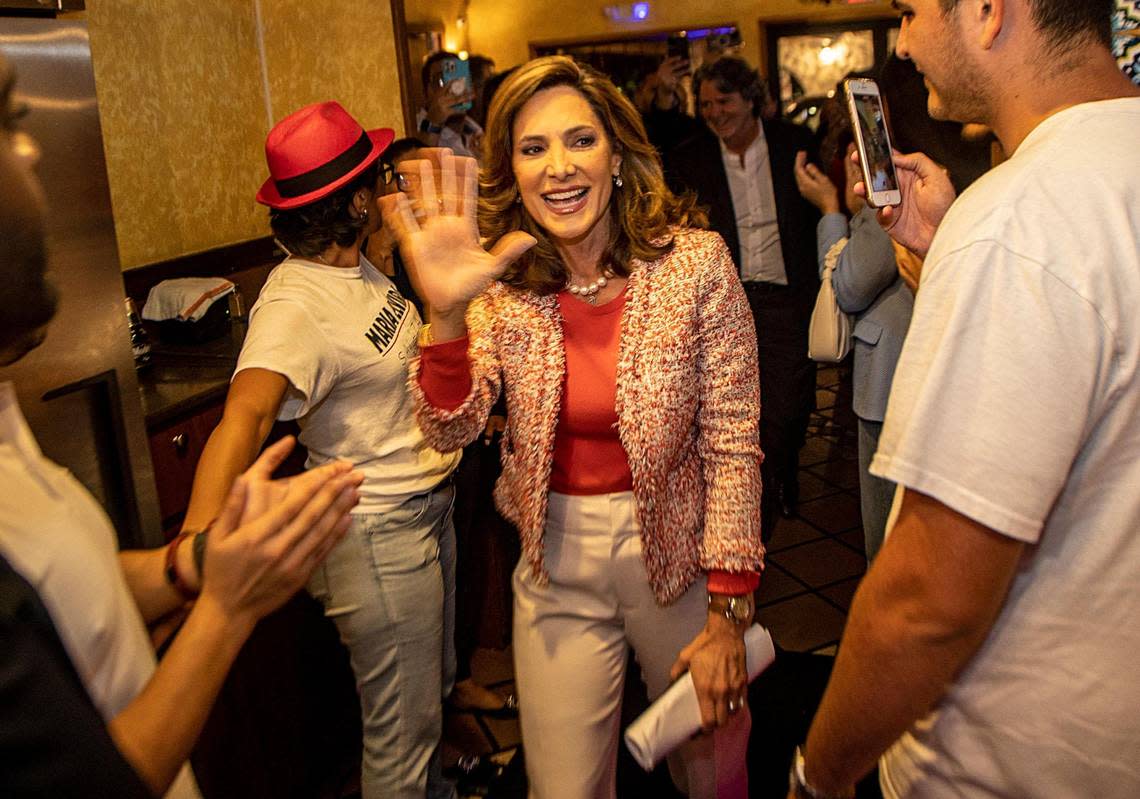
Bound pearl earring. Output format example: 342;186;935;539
612;174;623;188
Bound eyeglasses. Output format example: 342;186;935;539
379;160;395;187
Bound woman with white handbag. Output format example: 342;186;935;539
795;145;913;559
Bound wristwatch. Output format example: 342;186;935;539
419;118;444;135
789;746;855;799
707;592;754;626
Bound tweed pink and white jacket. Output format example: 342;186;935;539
411;228;764;604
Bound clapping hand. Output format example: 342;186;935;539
851;148;956;257
200;437;362;628
379;149;535;326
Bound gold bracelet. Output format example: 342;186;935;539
418;323;434;347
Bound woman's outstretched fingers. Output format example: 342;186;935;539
379;194;415;244
439;152;458;215
418;158;439;219
460;155;478;222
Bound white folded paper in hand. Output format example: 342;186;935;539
623;624;776;771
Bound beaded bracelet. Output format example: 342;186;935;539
163;530;199;600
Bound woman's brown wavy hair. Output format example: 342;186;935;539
479;56;706;294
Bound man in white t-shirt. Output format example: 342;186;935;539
787;2;1140;798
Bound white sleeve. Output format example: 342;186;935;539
870;240;1114;543
234;297;340;421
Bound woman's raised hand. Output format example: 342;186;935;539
380;149;536;321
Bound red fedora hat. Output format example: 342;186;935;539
256;101;395;209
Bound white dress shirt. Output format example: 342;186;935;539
719;128;788;285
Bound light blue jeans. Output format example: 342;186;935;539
308;481;457;799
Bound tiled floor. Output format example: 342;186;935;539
443;364;869;794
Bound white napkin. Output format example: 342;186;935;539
142;278;235;322
624;624;776;771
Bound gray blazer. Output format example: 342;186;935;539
819;208;914;422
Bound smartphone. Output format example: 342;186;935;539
441;57;473;113
666;34;689;61
844;78;901;208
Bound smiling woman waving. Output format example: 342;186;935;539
383;56;765;799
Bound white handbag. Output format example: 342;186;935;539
807;237;854;363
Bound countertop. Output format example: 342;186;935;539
137;320;245;429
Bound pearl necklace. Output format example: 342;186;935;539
566;268;615;305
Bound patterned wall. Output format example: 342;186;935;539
87;0;403;270
1115;0;1140;84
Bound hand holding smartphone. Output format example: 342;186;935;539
844;78;901;208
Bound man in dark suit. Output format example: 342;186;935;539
665;56;820;540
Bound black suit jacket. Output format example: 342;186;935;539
665;119;821;303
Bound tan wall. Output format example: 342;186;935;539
87;0;404;270
465;0;894;73
404;0;466;51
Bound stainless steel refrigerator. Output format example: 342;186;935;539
1;10;162;547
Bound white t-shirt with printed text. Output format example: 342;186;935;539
236;256;458;514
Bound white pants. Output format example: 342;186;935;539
513;492;750;799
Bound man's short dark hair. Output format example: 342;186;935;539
692;57;769;118
421;50;460;92
939;0;1113;49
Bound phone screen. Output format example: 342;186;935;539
850;88;899;199
441;58;473;113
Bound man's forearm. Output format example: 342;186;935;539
802;575;992;791
108;596;255;796
798;490;1023;795
118;548;189;625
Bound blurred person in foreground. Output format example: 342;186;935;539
386;56;764;798
787;1;1140;797
0;53;361;797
